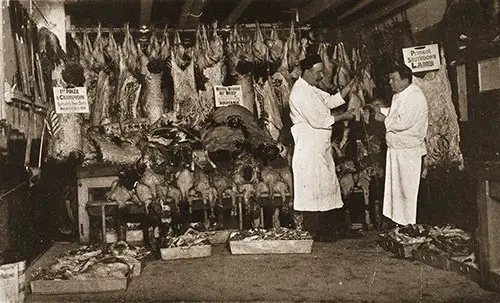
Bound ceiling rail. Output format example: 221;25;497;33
66;23;312;34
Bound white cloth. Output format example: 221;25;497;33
382;83;429;225
289;77;346;212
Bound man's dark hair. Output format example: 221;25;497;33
390;62;413;84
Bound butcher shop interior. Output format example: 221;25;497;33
2;0;500;302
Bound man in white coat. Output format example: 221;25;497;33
371;64;429;226
289;54;355;241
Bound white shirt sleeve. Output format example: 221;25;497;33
316;89;346;109
380;107;390;116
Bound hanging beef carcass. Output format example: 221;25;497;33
197;23;226;121
253;80;283;142
115;46;142;121
317;42;334;92
412;49;465;172
227;25;256;114
286;22;300;79
47;62;84;160
122;23;139;73
171;31;203;127
92;70;111;125
105;28;119;68
71;33;98;124
138;44;166;124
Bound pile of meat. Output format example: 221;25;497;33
32;242;150;281
229;227;312;241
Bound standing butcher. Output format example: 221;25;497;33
289;53;355;242
370;63;429;226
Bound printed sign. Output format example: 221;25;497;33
402;44;440;73
214;85;243;107
53;87;90;114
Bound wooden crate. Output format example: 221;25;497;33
201;230;233;245
160;245;211;261
412;248;451;271
450;258;481;283
229;240;313;255
30;276;129;294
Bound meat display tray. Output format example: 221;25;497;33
160;245;212;260
30;276;130;294
229;240;313;255
412;248;451;271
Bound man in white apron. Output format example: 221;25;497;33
370;64;429;226
289;54;355;241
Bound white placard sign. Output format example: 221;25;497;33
402;44;441;73
53;87;90;114
214;85;243;107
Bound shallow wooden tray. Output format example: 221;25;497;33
160;245;212;261
30;276;129;294
229;239;313;255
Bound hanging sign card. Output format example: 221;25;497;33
402;44;441;73
53;87;90;114
214;85;243;107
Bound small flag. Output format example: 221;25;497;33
44;109;61;137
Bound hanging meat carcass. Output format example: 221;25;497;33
227;25;255;114
267;26;284;63
138;44;166;124
412;49;465;172
317;42;334;92
207;21;224;66
71;33;98;124
271;40;292;111
92;23;106;68
91;70;111;125
286;22;301;79
251;24;283;142
115;46;142;121
47;62;84;160
171;31;203;127
105;28;119;68
197;23;225;120
122;23;139;73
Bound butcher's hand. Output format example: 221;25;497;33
334;108;356;122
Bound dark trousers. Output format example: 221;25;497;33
301;209;342;240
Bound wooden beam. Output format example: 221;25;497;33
298;0;350;24
178;0;207;29
140;0;154;26
348;0;421;26
337;0;376;21
222;0;253;26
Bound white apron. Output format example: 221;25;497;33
382;148;423;225
291;123;343;212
